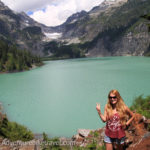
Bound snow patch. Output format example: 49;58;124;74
43;32;62;41
44;32;62;39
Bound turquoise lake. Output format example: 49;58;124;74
0;56;150;138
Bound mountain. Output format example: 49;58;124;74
0;0;47;56
51;0;129;43
49;0;150;57
0;0;150;58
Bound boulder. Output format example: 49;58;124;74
77;129;94;138
125;113;150;149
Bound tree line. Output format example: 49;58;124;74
0;39;42;72
43;41;85;60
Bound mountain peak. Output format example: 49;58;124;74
64;10;88;25
89;0;127;15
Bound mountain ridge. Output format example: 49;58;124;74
49;0;150;57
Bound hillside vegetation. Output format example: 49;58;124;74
130;95;150;119
0;39;42;72
0;117;34;141
0;105;33;142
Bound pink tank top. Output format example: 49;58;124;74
105;113;125;139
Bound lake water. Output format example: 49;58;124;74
0;56;150;138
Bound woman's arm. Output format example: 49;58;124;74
125;106;134;126
96;103;107;122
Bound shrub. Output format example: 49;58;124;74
42;132;62;150
130;95;150;118
0;117;34;141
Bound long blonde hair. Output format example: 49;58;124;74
106;89;128;128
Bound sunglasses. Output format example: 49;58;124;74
109;96;117;99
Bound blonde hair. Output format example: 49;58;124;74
106;89;128;128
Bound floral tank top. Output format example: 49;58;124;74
105;113;125;139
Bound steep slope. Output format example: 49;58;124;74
0;1;45;56
84;0;150;56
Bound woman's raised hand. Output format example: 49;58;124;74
96;103;101;112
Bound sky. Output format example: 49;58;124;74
1;0;104;27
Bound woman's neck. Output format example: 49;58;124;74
112;104;117;109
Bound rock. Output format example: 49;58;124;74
72;128;105;147
77;129;94;138
127;113;147;135
125;113;150;149
72;129;95;147
72;134;84;143
127;133;150;150
144;119;150;124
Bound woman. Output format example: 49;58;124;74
96;89;134;150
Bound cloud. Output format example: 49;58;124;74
1;0;55;12
1;0;103;26
30;0;76;26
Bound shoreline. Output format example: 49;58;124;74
0;55;150;74
0;62;44;74
41;55;150;62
